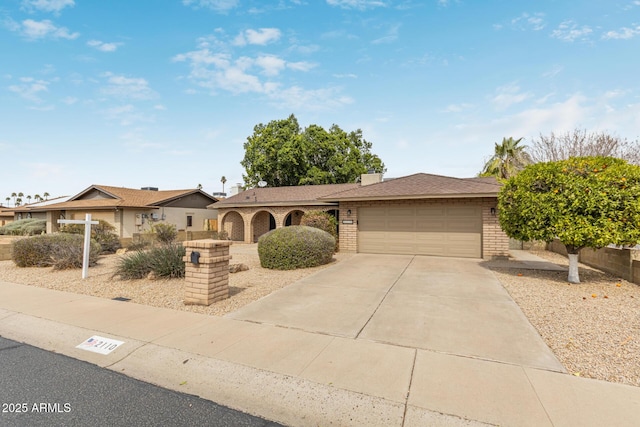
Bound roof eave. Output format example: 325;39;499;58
323;193;499;202
210;201;340;209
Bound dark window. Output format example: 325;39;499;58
187;215;193;227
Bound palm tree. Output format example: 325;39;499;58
221;176;227;193
26;195;32;204
43;192;50;200
11;192;16;205
34;194;42;203
4;197;9;206
196;183;203;190
15;197;22;206
480;137;532;180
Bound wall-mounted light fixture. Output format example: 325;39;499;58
490;207;496;216
347;209;352;216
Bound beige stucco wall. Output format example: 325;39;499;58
46;207;216;238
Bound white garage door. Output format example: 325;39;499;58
358;204;482;258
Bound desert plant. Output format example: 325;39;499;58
114;244;186;279
300;210;338;250
12;233;101;269
149;222;178;245
59;219;121;253
258;226;335;270
0;218;46;236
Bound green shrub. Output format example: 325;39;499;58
0;218;46;236
12;233;101;269
300;211;338;250
148;222;178;245
60;219;121;254
114;244;185;279
258;226;335;270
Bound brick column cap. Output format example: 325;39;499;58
182;239;232;249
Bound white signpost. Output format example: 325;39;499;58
57;213;99;279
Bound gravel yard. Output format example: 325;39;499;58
0;243;353;316
1;242;638;388
490;250;640;388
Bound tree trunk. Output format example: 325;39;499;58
567;253;580;283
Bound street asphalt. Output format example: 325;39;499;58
0;336;281;427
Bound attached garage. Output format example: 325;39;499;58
358;204;482;258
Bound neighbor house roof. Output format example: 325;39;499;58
211;183;360;208
319;173;501;201
25;185;217;211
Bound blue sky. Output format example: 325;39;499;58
1;0;639;202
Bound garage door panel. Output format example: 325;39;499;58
358;204;482;258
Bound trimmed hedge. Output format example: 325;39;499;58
60;219;121;254
300;210;338;251
0;218;46;236
12;233;101;269
258;226;335;270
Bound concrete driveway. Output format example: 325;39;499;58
228;254;564;372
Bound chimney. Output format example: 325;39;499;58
360;173;383;186
229;183;244;196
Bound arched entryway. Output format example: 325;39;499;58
284;209;305;226
221;211;245;241
252;210;276;242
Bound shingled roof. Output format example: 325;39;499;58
318;173;501;201
26;185;216;211
212;183;359;208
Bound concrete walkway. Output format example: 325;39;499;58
0;254;639;426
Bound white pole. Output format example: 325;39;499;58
82;213;92;279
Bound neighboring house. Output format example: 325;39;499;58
211;173;509;259
11;196;72;221
0;206;14;227
21;185;218;238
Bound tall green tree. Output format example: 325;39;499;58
220;176;227;192
480;137;532;180
241;114;385;187
498;156;640;283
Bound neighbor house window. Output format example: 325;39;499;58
186;215;193;227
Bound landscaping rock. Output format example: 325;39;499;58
229;263;249;273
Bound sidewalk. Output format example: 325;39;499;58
1;271;639;426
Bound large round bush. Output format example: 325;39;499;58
258;226;335;270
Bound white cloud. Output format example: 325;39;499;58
87;39;122;52
61;96;77;105
173;48;310;94
509;12;545;31
372;23;401;44
333;73;358;78
13;19;79;40
22;0;75;14
8;77;50;103
269;85;354;111
490;83;533;110
602;25;640;40
174;34;347;110
542;65;563;78
182;0;239;12
100;72;158;100
105;105;155;126
326;0;387;9
551;20;592;42
255;55;286;76
441;103;473;113
153;104;166;110
287;61;316;72
233;28;281;46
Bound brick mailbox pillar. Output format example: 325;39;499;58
182;239;232;306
